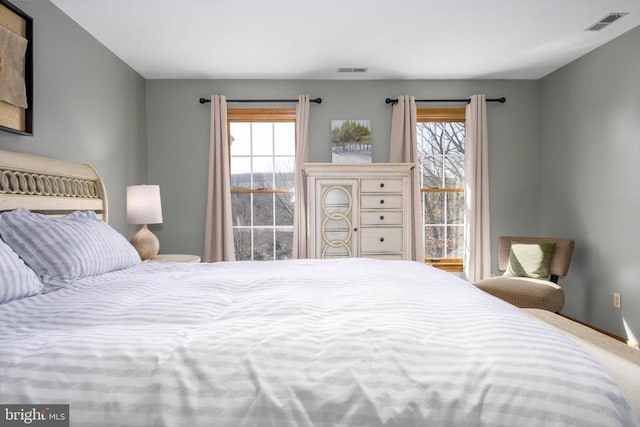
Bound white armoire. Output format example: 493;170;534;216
303;163;414;260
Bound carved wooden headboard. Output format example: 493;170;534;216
0;148;108;222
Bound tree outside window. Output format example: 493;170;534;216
228;109;296;260
417;108;465;272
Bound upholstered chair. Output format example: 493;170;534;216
474;236;575;312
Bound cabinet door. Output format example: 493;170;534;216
315;180;357;258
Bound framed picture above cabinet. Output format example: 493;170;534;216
330;120;372;163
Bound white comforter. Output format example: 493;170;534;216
1;259;638;427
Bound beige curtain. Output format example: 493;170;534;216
293;95;311;258
389;95;425;262
464;94;491;281
204;95;235;262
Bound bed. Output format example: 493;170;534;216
1;148;639;427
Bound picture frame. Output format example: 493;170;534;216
0;0;33;136
331;119;372;163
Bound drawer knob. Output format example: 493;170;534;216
353;227;358;232
379;215;384;220
379;199;385;204
379;182;385;188
379;237;385;242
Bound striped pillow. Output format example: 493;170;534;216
0;238;42;303
0;209;141;287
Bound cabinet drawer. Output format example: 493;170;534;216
360;227;403;253
361;178;403;193
360;210;403;225
360;194;403;209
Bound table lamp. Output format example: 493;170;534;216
127;184;163;260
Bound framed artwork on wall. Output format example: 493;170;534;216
331;119;372;163
0;0;33;136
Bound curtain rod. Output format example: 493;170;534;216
385;97;506;105
199;97;322;104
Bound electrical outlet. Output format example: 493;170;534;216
613;292;621;309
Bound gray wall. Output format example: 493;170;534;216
146;79;541;264
540;25;640;344
0;0;147;233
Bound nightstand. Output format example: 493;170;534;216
150;254;201;263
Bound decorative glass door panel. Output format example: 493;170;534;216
319;183;354;258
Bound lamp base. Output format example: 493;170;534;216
130;224;160;260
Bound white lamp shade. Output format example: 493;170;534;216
127;185;163;224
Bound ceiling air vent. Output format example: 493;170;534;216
337;67;368;73
586;12;628;31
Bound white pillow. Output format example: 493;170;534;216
0;237;42;303
0;209;141;287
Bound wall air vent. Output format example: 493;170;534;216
337;67;368;73
586;12;628;31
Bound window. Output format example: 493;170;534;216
228;109;296;260
417;108;466;272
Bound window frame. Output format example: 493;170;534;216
227;108;297;260
417;107;466;272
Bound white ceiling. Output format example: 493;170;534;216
50;0;640;80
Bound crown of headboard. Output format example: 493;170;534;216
0;148;108;222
